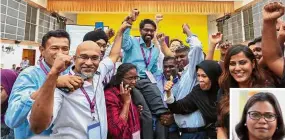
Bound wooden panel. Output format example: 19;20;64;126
22;49;36;66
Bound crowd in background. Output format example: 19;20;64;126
1;2;285;140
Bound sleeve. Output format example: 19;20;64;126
98;57;115;81
167;92;198;115
26;88;63;129
5;72;37;128
186;35;204;79
105;89;132;139
122;28;134;51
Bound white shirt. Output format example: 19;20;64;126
28;57;114;139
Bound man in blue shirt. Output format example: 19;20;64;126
122;10;168;138
155;56;180;138
5;30;84;138
158;23;205;139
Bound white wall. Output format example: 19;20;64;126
30;0;47;8
207;14;224;44
0;43;41;69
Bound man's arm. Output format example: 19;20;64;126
29;54;72;134
206;32;222;60
261;2;285;78
109;22;131;63
156;33;175;57
278;22;285;55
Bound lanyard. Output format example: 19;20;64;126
138;38;152;69
39;60;49;75
69;71;100;120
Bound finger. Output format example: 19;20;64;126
120;82;124;92
66;83;75;92
169;75;173;81
69;80;80;89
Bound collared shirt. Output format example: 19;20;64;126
172;35;205;128
33;57;114;139
104;87;140;139
122;28;160;78
5;59;68;139
155;74;179;132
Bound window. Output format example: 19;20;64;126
24;4;37;41
243;7;254;41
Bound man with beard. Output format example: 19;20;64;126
28;22;128;138
122;9;168;138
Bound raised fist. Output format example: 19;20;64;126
156;33;166;44
182;23;190;34
51;53;72;74
263;2;285;22
155;14;163;23
130;9;140;21
105;28;115;39
210;32;223;45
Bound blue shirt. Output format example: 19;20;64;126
5;59;69;139
122;28;160;78
174;35;205;128
155;74;179;132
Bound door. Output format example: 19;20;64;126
22;49;36;66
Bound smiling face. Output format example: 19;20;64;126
140;24;155;43
229;52;255;87
249;42;262;62
40;37;70;67
246;101;277;140
170;41;182;52
73;41;101;79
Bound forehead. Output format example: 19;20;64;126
96;39;107;44
164;59;175;65
125;68;137;75
171;41;181;45
77;45;101;56
46;37;69;47
248;101;276;114
142;24;155;29
175;51;188;56
230;52;249;61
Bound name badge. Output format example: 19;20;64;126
87;122;101;139
132;130;140;139
145;70;157;83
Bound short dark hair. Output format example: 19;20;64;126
41;29;70;48
163;56;176;63
254;36;262;43
235;92;285;140
139;19;157;30
175;46;190;54
170;39;183;46
104;63;137;89
83;29;108;43
248;41;255;47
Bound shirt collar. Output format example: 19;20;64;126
41;59;51;72
139;37;154;49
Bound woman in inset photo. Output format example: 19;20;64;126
235;92;285;140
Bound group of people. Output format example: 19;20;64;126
1;2;285;140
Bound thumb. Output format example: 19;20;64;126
169;75;173;81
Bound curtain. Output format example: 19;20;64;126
47;0;234;14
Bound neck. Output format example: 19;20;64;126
145;41;151;48
248;134;271;140
238;80;250;88
43;59;52;68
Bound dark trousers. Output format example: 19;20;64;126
131;79;168;139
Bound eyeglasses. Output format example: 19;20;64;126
123;76;139;81
248;111;277;122
142;28;155;33
76;55;100;62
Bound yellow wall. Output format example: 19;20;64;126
77;13;220;60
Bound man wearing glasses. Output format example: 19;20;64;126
122;9;169;138
28;22;129;138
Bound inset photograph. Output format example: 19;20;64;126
230;88;285;140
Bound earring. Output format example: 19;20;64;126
244;123;247;126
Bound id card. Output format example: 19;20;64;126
132;130;140;139
145;70;157;83
87;122;101;139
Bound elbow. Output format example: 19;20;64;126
30;118;51;134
